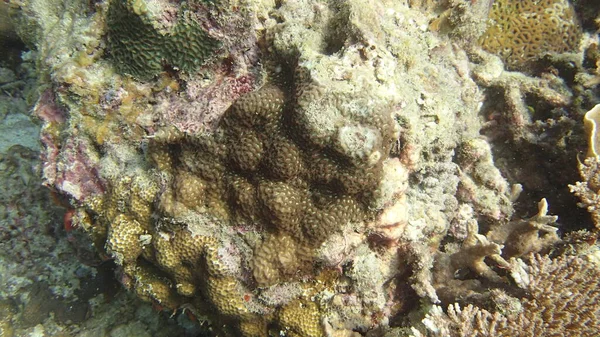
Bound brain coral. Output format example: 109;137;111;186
479;0;582;71
107;0;220;80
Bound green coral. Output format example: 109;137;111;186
106;0;220;80
479;0;582;71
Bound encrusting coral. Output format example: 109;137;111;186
479;0;582;72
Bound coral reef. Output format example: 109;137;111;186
571;104;600;229
469;41;593;231
572;156;600;229
479;0;582;72
432;199;559;307
6;0;600;336
412;254;600;337
0;61;201;336
106;0;220;80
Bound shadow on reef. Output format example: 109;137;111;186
479;91;594;233
475;49;600;234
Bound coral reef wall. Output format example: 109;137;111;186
6;0;600;336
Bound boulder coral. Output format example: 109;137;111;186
8;0;600;336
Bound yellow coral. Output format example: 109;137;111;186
258;180;308;234
206;276;251;319
224;84;285;130
72;80;394;336
229;129;265;172
480;0;581;71
130;174;158;224
228;174;260;222
126;263;182;309
174;169;207;211
152;228;216;296
278;299;324;337
106;214;146;264
252;233;314;286
266;136;304;180
148;142;173;172
239;319;268;337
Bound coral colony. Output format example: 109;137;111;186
3;0;600;336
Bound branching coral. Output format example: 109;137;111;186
470;48;573;142
570;104;600;229
571;156;600;229
469;45;586;229
454;138;517;222
413;254;600;337
487;199;560;258
433;199;559;306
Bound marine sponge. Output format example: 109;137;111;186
479;0;582;71
107;0;220;80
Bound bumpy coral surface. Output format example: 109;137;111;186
10;0;600;336
480;0;582;71
107;0;220;80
